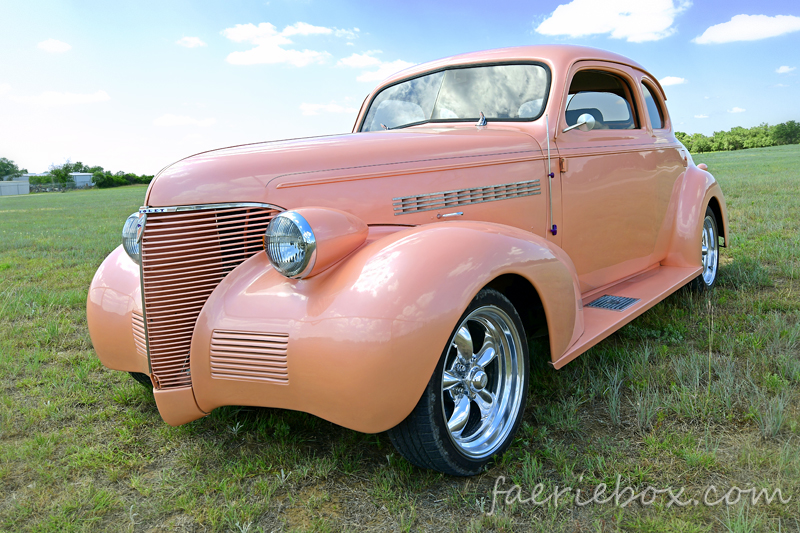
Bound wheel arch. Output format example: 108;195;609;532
706;195;727;247
483;273;550;363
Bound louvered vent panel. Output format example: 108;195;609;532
393;179;541;215
141;206;280;389
131;311;147;358
210;330;289;383
586;295;640;312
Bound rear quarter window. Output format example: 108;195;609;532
642;82;665;129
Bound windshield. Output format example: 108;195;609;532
361;64;549;132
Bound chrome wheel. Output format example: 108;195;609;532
701;213;718;286
690;206;720;292
441;305;526;460
387;288;529;475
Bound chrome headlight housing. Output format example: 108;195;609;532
263;212;316;278
122;212;144;264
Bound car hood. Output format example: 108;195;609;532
145;127;542;223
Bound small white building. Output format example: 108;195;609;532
0;181;30;196
69;172;94;188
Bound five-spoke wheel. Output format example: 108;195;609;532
691;206;719;291
388;288;529;475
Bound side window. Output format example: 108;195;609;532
565;70;638;130
641;82;665;129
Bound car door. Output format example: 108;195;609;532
553;62;662;293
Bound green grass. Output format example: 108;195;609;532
1;144;799;531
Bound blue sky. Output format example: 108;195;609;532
1;0;798;174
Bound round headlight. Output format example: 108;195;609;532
264;212;316;278
122;212;144;264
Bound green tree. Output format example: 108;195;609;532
772;120;800;145
0;157;27;180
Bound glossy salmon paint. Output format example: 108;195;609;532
87;246;148;374
291;207;369;277
87;44;728;433
189;222;579;432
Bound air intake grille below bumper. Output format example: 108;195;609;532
140;205;281;389
210;330;289;383
132;311;147;358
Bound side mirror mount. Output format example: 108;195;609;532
562;113;596;133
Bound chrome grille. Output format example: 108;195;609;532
210;330;289;383
393;179;541;215
140;205;281;389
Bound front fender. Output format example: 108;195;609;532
663;165;729;269
189;222;581;433
87;246;148;374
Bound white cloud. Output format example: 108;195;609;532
776;65;796;74
223;22;328;66
37;39;71;53
774;83;789;87
660;76;686;86
728;107;746;113
153;114;216;127
0;83;10;96
15;90;110;106
338;51;383;68
535;0;690;43
357;60;416;83
694;14;800;44
335;28;360;39
176;36;206;48
222;22;358;67
338;51;415;82
280;22;333;37
300;102;358;116
694;114;708;118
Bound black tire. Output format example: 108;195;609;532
388;288;529;476
690;206;720;291
129;372;153;388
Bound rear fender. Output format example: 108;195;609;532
663;165;729;269
189;221;582;433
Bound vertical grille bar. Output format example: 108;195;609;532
140;205;280;389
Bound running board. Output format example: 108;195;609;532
552;265;701;369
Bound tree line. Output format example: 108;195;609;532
1;158;154;188
44;161;154;188
676;120;800;153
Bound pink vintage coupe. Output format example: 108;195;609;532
87;45;727;475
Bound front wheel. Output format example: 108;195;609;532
690;206;719;291
388;288;529;476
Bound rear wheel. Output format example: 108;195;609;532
690;206;719;291
388;288;529;476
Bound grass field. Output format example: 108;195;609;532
1;144;799;532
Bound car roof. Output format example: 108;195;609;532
379;44;654;88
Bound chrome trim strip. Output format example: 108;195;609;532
140;202;284;214
136;213;153;375
393;179;541;215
